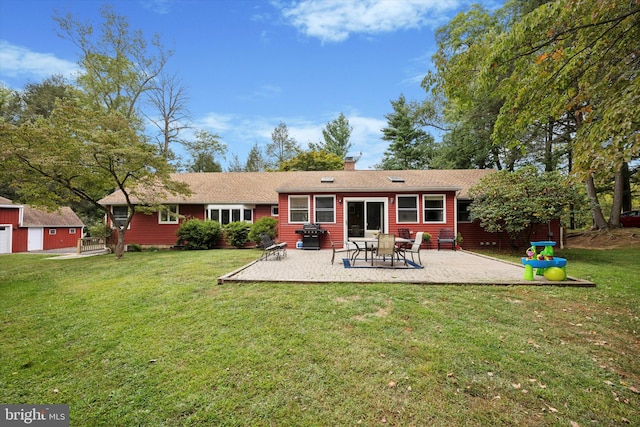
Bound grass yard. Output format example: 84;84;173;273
1;248;638;426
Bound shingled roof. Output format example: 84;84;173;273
0;196;84;227
22;206;84;227
98;169;495;205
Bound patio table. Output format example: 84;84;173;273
348;237;413;266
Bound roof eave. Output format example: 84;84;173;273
276;186;463;193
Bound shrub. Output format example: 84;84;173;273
176;219;222;250
249;217;278;245
127;243;142;252
224;221;252;248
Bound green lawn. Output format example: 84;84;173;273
1;248;638;426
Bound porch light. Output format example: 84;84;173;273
390;197;394;204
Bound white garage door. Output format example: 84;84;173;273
0;225;11;254
28;227;44;251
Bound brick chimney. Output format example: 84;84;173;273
344;156;356;171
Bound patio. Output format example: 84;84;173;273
218;249;595;286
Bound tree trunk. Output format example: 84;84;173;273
609;165;624;227
585;173;608;230
115;228;126;259
622;162;632;212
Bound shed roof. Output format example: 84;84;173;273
98;169;495;206
22;206;84;227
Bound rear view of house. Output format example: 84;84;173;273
0;196;84;254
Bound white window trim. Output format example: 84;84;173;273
314;195;336;224
158;204;180;224
206;205;255;225
48;229;56;235
396;194;420;224
271;205;279;216
423;194;447;224
69;228;76;234
288;195;310;224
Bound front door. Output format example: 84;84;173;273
345;199;387;238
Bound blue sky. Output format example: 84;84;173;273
0;0;501;170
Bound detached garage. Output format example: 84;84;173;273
0;196;84;254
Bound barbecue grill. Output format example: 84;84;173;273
294;223;327;250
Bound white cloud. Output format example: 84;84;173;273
139;0;174;15
280;0;459;43
0;40;79;83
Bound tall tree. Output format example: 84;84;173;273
146;72;191;161
266;122;299;170
486;0;640;228
377;95;434;170
54;4;170;122
183;130;227;172
245;143;268;172
317;113;354;159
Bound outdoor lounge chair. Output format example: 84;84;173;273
437;228;456;251
259;232;287;260
328;231;350;264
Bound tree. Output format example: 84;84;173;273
245;143;268;172
183;130;227;172
146;72;191;162
486;0;640;228
314;113;354;159
279;149;343;171
468;166;582;247
377;95;435;170
266;122;299;170
54;5;170;122
0;99;190;259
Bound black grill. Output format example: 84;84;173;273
294;223;327;250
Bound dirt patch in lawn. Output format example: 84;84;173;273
565;228;640;249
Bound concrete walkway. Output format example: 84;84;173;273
219;248;594;286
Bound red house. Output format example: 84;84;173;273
0;196;85;254
97;163;561;250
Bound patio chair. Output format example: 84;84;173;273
259;232;287;260
373;233;396;266
396;227;412;257
437;228;456;251
399;231;423;266
328;231;350;264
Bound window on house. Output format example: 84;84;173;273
206;205;254;225
423;195;445;222
69;228;76;234
49;229;56;235
271;205;279;216
314;196;335;223
159;205;179;224
289;196;309;223
397;195;418;223
457;200;472;222
112;206;129;228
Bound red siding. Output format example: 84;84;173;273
116;204;278;248
278;191;460;250
42;227;81;250
1;206;25;253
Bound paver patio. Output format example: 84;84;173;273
218;249;595;286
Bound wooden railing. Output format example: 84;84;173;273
77;237;106;254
